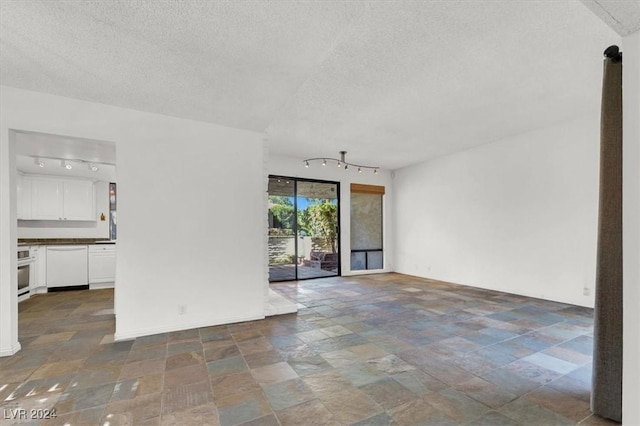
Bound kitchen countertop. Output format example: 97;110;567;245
18;238;116;246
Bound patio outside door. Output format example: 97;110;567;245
268;176;340;282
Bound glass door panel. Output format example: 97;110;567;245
268;178;296;281
296;181;339;279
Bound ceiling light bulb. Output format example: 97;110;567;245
89;163;99;172
322;159;326;166
34;158;44;167
337;162;341;168
358;167;362;173
374;169;378;175
305;161;309;168
61;160;72;170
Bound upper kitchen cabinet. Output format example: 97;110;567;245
16;174;32;219
25;176;96;221
31;177;60;220
62;179;95;220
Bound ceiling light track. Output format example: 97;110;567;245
303;151;378;174
27;155;114;172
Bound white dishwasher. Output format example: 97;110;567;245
46;245;88;288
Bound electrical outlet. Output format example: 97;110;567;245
583;288;590;296
178;305;187;315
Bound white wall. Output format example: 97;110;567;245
18;180;111;239
0;86;266;352
394;113;599;307
268;154;394;275
623;29;640;426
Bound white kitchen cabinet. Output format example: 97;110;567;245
88;245;116;288
17;174;22;218
63;180;95;220
29;246;47;293
16;174;33;220
31;177;61;220
46;245;88;287
29;177;95;221
37;246;47;289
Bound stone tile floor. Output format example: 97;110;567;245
0;273;619;425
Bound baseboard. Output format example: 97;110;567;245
90;282;114;290
0;341;22;357
396;271;594;308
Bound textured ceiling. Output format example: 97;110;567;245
0;0;623;170
581;0;640;36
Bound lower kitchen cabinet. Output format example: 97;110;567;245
88;245;116;288
30;245;47;293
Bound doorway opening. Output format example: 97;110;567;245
13;129;117;349
268;176;340;282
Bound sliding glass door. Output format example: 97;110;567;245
268;176;340;282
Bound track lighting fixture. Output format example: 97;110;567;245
28;155;113;171
303;151;379;174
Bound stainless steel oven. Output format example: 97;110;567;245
17;248;33;299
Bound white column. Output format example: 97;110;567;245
0;128;20;356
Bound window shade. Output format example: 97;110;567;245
350;183;385;195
